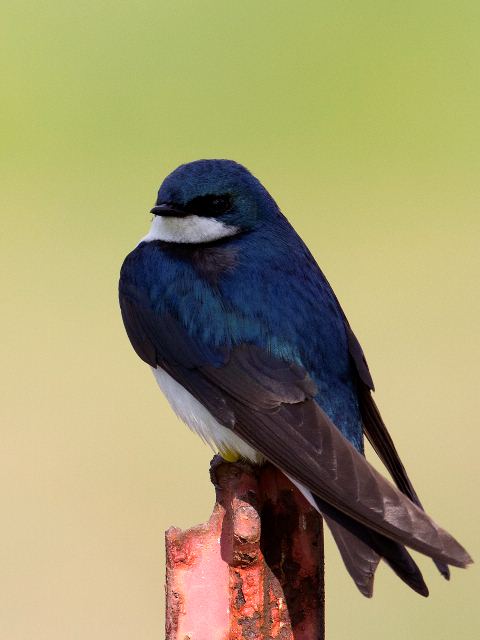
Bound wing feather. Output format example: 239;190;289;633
344;321;451;578
119;294;471;570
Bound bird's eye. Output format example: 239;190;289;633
186;194;232;217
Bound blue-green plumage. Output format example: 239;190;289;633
119;159;471;598
122;167;363;450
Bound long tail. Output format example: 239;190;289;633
289;473;429;597
320;500;429;597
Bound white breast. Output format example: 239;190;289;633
152;367;263;463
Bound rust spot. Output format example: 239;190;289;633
166;461;324;639
233;571;246;609
238;611;262;639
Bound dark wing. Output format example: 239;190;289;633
327;291;429;509
119;294;471;573
344;321;451;578
202;346;469;567
344;321;419;499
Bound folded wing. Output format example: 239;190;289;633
119;294;472;586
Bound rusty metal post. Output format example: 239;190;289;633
165;458;325;639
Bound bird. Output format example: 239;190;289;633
119;159;472;597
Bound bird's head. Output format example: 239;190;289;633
143;159;278;244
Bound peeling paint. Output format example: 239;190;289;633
166;460;324;639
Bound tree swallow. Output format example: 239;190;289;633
119;159;472;597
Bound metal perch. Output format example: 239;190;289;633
165;457;325;639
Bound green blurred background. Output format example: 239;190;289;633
1;1;479;638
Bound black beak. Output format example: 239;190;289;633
150;203;189;217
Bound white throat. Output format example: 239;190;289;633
140;215;239;244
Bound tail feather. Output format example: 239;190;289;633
323;516;379;597
288;473;429;597
317;496;429;597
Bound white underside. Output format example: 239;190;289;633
152;367;263;463
140;215;239;244
152;368;320;510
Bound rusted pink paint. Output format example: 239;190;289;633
165;507;230;640
165;460;324;640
